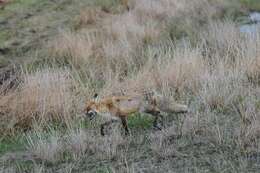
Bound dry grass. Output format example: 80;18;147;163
149;125;179;158
24;126;126;165
0;0;260;172
49;0;200;70
26;131;64;163
48;31;95;67
74;7;104;28
0;68;77;133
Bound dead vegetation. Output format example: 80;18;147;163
0;68;78;134
0;0;260;172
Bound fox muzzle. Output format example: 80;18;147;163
85;110;97;120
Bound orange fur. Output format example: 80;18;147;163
84;93;188;135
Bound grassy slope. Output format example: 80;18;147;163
0;0;98;67
0;0;82;157
241;0;260;11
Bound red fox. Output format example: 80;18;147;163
84;92;188;135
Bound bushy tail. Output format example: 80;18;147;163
156;96;188;114
166;102;188;113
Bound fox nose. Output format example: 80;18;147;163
86;111;96;120
88;111;94;117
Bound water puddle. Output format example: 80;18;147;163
250;12;260;22
240;12;260;35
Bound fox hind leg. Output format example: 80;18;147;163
153;113;163;130
153;112;163;130
144;109;164;130
120;116;130;135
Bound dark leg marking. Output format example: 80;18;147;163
145;109;163;130
120;116;129;135
153;113;164;130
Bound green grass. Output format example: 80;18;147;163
240;0;260;11
128;113;154;130
0;56;9;67
73;113;155;132
0;135;26;155
96;167;114;173
4;0;45;11
0;30;10;46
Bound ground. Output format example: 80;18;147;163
0;0;260;172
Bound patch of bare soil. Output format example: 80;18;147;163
1;151;31;161
0;66;18;95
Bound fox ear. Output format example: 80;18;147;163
93;93;98;98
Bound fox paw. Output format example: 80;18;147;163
153;124;162;131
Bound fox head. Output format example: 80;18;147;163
84;93;99;120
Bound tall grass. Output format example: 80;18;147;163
0;0;260;171
0;0;259;134
0;68;78;133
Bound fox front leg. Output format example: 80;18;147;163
120;116;130;135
